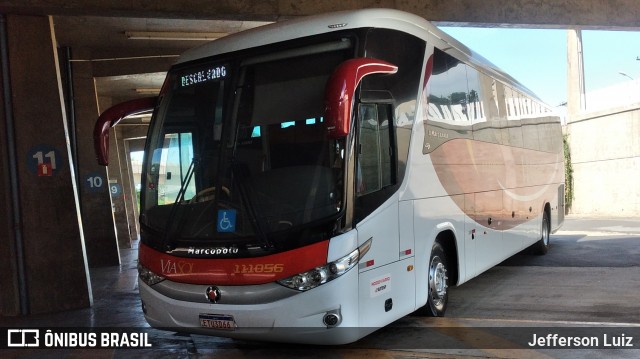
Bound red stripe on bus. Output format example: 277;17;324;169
138;241;329;285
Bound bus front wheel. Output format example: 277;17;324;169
416;241;449;317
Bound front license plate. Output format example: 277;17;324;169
199;314;237;331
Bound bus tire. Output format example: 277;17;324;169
417;241;449;317
532;209;550;255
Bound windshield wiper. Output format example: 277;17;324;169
230;161;273;250
161;156;198;249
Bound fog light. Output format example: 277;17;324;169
141;300;147;314
138;263;165;286
323;312;341;327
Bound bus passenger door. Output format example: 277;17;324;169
353;103;415;326
353;103;400;268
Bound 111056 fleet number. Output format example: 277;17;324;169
233;263;284;274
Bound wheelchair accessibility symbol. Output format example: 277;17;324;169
217;209;237;233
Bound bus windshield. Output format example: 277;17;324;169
140;39;353;250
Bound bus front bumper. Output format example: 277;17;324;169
138;267;369;344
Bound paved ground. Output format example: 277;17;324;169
1;216;639;358
501;217;640;267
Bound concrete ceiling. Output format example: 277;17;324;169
4;0;640;28
52;16;270;105
53;16;270;52
2;0;639;112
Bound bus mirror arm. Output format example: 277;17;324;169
324;58;397;139
94;97;157;166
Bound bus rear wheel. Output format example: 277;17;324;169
416;241;449;317
532;210;551;255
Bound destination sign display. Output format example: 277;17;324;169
180;64;228;87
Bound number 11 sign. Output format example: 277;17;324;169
27;145;62;177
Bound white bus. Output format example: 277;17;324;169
94;8;564;345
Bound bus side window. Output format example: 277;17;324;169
356;103;394;196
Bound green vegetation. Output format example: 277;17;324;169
563;134;574;213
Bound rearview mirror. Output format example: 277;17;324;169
94;97;157;166
324;58;397;139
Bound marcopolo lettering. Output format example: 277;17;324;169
188;247;239;256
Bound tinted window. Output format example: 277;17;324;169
356;104;393;196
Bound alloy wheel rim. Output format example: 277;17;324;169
429;256;447;309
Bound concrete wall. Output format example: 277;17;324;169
566;104;640;216
0;15;91;314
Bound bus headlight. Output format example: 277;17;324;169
278;238;372;291
138;263;165;286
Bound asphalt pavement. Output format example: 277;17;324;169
1;215;638;359
501;216;640;267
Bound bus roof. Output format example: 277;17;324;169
177;8;543;103
176;9;427;65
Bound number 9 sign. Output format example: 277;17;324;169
110;183;122;197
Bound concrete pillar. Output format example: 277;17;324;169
567;28;586;118
123;135;148;241
109;125;134;249
115;126;136;245
109;125;148;247
0;16;20;314
123;139;138;240
0;15;91;314
71;48;120;267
